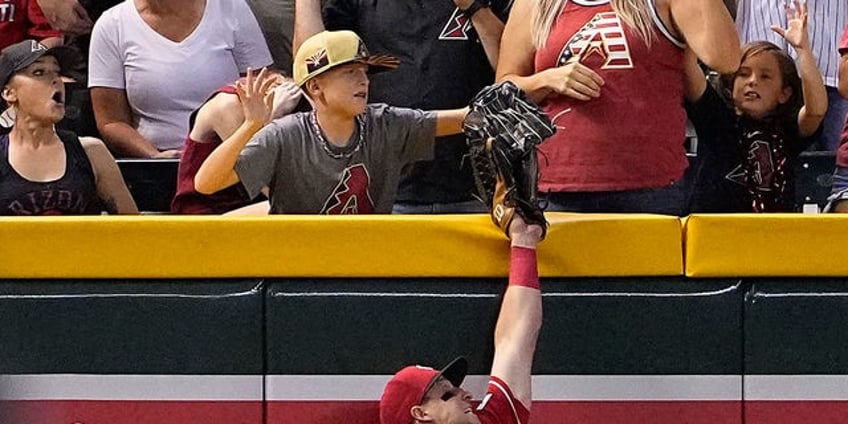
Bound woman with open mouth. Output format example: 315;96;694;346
0;39;137;215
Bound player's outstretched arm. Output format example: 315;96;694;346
293;0;325;58
489;215;543;409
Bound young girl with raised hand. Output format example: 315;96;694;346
685;0;827;213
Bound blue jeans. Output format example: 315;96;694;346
392;199;487;214
812;87;848;151
542;181;688;216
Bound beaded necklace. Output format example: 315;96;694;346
309;111;366;160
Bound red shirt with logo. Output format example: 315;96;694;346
0;0;61;50
534;0;687;192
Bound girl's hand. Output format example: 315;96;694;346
270;79;304;119
543;60;605;101
771;0;810;51
236;67;277;126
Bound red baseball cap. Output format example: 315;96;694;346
380;357;468;424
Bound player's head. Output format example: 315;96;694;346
727;41;802;121
0;40;76;123
293;30;398;115
380;357;481;424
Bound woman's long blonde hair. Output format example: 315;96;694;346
532;0;657;49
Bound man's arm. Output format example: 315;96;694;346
35;0;92;35
293;0;326;57
455;0;505;69
489;216;544;409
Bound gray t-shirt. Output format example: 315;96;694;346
235;104;437;214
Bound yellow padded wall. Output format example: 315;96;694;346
0;213;682;278
685;214;848;277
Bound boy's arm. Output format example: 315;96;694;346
772;0;826;137
489;216;544;409
35;0;92;36
683;48;708;103
195;69;278;194
434;107;469;137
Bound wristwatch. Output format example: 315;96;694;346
461;0;490;18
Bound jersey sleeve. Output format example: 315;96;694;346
474;376;531;424
839;23;848;54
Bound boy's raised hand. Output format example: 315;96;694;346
237;67;278;126
771;0;810;51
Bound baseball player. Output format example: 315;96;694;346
380;215;543;424
194;30;468;214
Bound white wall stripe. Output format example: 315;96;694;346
5;374;848;402
746;375;848;401
273;286;738;299
265;375;741;401
0;375;263;401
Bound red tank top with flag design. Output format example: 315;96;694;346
534;0;687;192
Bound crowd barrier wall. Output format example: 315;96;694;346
0;214;845;423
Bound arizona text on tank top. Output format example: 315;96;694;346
534;0;687;192
0;130;102;215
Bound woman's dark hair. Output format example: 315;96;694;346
718;41;803;121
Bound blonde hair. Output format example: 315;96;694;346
532;0;656;49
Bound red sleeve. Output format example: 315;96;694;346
26;0;63;40
474;376;531;424
840;23;848;55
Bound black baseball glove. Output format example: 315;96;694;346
463;81;556;238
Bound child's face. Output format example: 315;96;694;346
732;52;792;120
314;62;369;116
3;56;65;123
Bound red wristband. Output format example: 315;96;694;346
509;246;539;290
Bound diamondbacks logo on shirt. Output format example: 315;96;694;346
439;7;472;40
321;164;375;214
557;12;633;69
